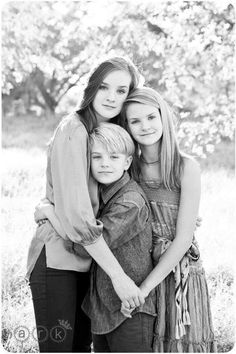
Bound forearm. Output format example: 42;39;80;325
141;235;193;295
84;236;145;306
84;236;125;279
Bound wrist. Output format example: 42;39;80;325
140;282;152;297
110;270;128;282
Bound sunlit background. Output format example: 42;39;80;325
1;1;235;352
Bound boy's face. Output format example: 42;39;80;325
91;141;132;185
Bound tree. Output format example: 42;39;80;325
2;1;234;156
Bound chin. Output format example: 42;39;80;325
102;110;119;120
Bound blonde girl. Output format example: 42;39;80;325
120;87;216;352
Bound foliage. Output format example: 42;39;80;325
1;1;235;156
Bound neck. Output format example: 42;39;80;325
94;111;111;123
140;143;161;163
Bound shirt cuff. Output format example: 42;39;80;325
78;219;103;246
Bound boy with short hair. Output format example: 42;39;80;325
34;123;156;352
81;123;156;352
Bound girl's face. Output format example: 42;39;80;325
126;103;163;146
93;70;131;122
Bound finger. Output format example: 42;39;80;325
132;296;141;307
138;293;145;306
120;309;132;318
121;302;132;311
120;304;132;318
127;299;136;309
122;300;130;309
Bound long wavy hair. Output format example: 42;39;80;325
76;56;142;134
119;87;184;190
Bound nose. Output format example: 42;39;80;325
101;156;110;167
106;89;115;102
141;119;150;130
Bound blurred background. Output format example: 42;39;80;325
1;1;235;352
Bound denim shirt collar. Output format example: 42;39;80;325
100;172;130;205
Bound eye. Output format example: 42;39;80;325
92;155;101;159
129;119;140;125
117;89;127;95
148;115;156;120
99;84;108;90
110;155;119;159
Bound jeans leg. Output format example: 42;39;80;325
106;313;155;352
29;247;91;352
72;272;92;352
30;247;49;352
92;333;111;352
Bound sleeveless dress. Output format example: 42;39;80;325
139;179;217;353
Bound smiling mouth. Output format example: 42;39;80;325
140;132;155;136
103;105;116;109
98;171;113;174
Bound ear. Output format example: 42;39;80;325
124;156;133;171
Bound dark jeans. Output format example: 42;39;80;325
29;247;91;352
92;313;155;352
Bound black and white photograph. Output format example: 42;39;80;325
1;1;235;352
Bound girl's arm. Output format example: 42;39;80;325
140;158;201;297
34;199;66;238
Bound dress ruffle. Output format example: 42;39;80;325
152;265;217;352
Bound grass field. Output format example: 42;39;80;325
1;114;235;352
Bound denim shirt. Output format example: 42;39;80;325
82;172;157;334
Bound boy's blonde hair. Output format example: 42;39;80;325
90;123;135;157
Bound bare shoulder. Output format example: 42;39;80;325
181;156;201;183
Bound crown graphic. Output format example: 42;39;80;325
58;319;72;330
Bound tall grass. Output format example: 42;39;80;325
1;114;235;352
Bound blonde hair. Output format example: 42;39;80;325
90;122;135;157
120;87;184;189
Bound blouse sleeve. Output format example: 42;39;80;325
50;117;103;246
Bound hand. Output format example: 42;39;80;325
195;216;202;229
111;273;145;309
64;240;90;259
120;302;134;318
64;239;74;253
34;200;54;223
